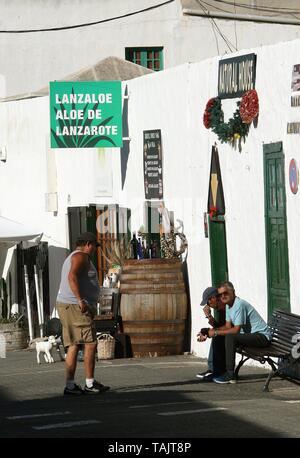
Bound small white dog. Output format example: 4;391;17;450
36;335;57;364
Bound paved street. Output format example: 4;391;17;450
0;350;300;442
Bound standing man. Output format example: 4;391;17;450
203;281;271;384
56;232;110;395
196;287;226;380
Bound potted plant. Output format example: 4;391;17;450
99;236;132;271
0;313;28;351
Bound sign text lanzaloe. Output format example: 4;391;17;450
50;81;123;148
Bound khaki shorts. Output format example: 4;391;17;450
56;302;97;347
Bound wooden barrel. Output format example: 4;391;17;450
120;259;187;357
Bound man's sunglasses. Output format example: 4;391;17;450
218;291;230;297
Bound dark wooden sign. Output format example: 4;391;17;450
218;53;256;99
143;129;163;200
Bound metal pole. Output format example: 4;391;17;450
7;272;12;318
24;265;33;341
34;265;43;337
39;269;44;327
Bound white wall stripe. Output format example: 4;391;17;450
7;411;70;420
33;420;100;430
158;407;227;416
284;400;300;404
131;401;194;409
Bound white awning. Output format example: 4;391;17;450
0;216;42;247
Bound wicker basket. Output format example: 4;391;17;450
97;333;115;360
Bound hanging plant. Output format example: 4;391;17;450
203;90;259;147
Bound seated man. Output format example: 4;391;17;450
196;287;226;380
203;281;271;384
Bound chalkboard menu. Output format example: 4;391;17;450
143;129;163;199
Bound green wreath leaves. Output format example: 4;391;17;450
203;90;259;148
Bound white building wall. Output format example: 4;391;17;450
1;0;300;97
1;37;300;357
0;0;181;97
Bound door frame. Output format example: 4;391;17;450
263;141;290;317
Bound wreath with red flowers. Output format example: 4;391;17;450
203;89;259;146
203;98;215;129
239;89;259;124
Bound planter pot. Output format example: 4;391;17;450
0;322;28;351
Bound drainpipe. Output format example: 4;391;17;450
182;9;300;26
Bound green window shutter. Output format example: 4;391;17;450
125;47;163;71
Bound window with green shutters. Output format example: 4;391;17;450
125;47;163;71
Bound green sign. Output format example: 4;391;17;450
50;81;123;148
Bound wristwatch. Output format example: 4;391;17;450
214;329;218;337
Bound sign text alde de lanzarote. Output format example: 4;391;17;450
218;53;256;99
50;81;123;148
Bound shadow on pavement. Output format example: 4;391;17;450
0;383;286;439
0;352;297;439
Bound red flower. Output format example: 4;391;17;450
209;206;218;218
240;89;259;124
203;98;217;129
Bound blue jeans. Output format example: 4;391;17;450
211;335;226;376
207;343;213;372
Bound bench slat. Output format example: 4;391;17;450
238;347;285;357
269;322;300;332
271;335;294;350
269;343;291;354
238;343;290;356
272;315;300;324
274;310;300;321
272;336;295;346
271;321;300;332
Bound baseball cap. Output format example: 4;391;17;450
76;231;100;246
200;287;218;306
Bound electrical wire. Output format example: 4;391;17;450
211;21;221;54
233;0;238;50
201;0;289;18
197;0;231;51
199;0;300;25
0;0;175;34
196;0;220;53
201;0;245;15
213;0;300;15
196;0;238;52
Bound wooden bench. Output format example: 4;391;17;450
235;310;300;391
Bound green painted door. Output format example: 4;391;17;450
263;142;290;317
209;216;229;287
